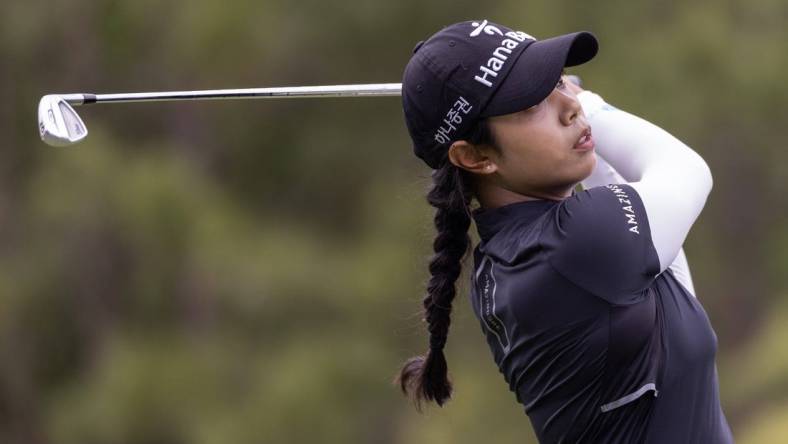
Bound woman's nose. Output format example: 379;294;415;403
557;88;582;126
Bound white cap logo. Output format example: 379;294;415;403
470;21;537;88
470;20;504;37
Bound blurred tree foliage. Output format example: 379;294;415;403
1;0;786;442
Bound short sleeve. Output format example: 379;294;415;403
540;184;661;305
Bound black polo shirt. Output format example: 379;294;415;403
468;184;733;443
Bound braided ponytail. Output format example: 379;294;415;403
395;160;473;411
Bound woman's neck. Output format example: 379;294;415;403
474;179;576;209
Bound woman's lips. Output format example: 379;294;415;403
574;129;595;151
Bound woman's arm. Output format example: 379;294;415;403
574;89;712;278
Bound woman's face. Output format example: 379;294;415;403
485;75;596;200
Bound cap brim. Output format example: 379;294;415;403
479;31;598;118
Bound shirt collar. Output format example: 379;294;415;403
471;189;576;242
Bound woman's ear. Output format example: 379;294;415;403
447;140;498;175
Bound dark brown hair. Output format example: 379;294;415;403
394;118;498;411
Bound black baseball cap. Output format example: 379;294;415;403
402;20;598;169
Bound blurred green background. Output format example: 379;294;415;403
2;0;787;442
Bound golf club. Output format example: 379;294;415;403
37;76;582;147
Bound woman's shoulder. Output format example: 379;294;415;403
539;184;661;304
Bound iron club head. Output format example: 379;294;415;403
38;95;88;147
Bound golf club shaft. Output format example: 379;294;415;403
56;76;582;106
59;83;403;106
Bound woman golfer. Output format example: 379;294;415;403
395;19;734;443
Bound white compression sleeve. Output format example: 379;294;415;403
580;151;697;297
576;90;712;277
